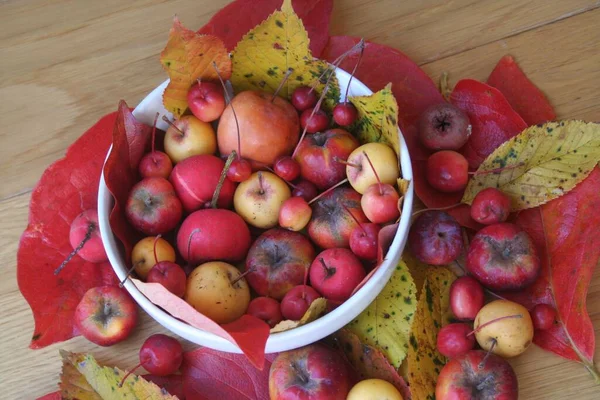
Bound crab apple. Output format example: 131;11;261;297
177;209;251;265
294;129;359;190
408;211;462;265
418;102;471;151
426;150;469;193
346;143;399;194
163;115;217;164
361;183;400;224
436;323;476;358
246;297;283;328
139;151;173;180
147;261;187;298
332;102;358;126
450;276;485;320
279;196;312;231
470;187;512;225
291;86;318;111
170;154;236;213
347;379;403;400
138;334;183;376
187;81;225;122
300;108;329;133
269;344;351;400
292;179;319;202
435;350;518;400
131;236;176;280
466;222;540;291
245;228;315;300
74;286;138;347
531;303;557;331
185;261;250;324
273;156;301;182
234;171;291;229
227;156;252;183
308;186;368;249
310;248;365;302
349;223;381;261
218;90;300;166
69;209;107;263
280;285;321;321
125;177;182;235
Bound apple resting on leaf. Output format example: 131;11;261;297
125;177;182;235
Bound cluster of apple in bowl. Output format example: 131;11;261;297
124;76;403;329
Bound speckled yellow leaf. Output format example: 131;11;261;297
349;83;400;154
407;267;456;400
60;351;177;400
160;17;231;117
230;0;339;108
270;297;327;333
346;260;417;368
463;120;600;210
60;350;101;400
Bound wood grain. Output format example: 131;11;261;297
1;0;599;398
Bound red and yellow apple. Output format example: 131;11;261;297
164;115;217;163
234;171;291;229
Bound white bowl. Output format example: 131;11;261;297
98;67;414;354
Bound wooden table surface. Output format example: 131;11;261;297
1;0;599;398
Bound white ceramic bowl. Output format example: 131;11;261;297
98;68;414;354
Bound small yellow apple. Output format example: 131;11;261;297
234;171;291;229
131;236;176;279
184;261;250;324
164;115;217;163
346;142;400;194
347;379;403;400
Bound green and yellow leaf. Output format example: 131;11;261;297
160;17;232;117
346;260;417;368
407;267;456;400
230;0;339;108
462;120;600;210
349;83;400;154
60;350;177;400
270;297;327;333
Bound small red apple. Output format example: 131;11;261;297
139;150;173;179
360;183;400;224
147;261;187;298
246;297;283;328
279;196;312;232
125;177;182;235
349;222;381;261
69;209;107;263
280;285;321;321
187;81;226;122
74;286;138;346
309;248;365;302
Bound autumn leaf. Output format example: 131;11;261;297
349;83;400;154
60;351;177;400
271;297;327;333
346;260;417;368
407;267;456;400
462;120;600;210
161;17;231;117
230;0;338;107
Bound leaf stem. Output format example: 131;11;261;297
343;39;365;102
308;178;348;205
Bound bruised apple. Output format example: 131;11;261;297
217;90;300;166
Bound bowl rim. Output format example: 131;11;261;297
98;67;414;353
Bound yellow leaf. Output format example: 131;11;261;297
346;260;417;368
230;0;339;108
349;83;400;154
271;297;327;333
397;178;410;196
60;351;178;400
160;17;232;117
462;120;600;210
407;267;456;400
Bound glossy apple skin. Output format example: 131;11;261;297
246;297;283;328
177;209;251;264
349;223;381;261
279;196;312;232
450;276;485;320
187;81;226;122
245;228;316;300
310;248;365;302
308;186;368;249
466;223;540;291
169;154;236;213
139;150;173;179
436;350;518;400
147;261;187;298
74;286;138;347
280;285;321;320
269;344;351;400
125;177;183;235
163;115;217;163
295;129;359;190
217;90;300;166
360;183;400;224
436;323;476;358
470;187;511;225
69;209;107;263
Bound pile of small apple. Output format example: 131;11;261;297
121;71;403;330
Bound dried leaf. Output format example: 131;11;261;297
230;0;338;107
161;17;232;117
407;267;456;400
60;350;102;399
462;121;600;210
60;351;177;400
397;178;410;196
270;297;327;333
346;260;417;368
349;83;400;154
143;375;185;400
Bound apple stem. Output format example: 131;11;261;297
467;314;523;337
119;260;144;287
186;229;200;261
161;115;185;137
485;288;509;301
54;222;95;275
230;267;253;287
309;38;365;95
411;203;461;218
291;85;330;159
271;68;294;102
211;151;237;209
213;62;242;158
470;162;525;176
333;157;361;169
308;178;348;205
478;339;497;371
342;204;366;234
318;257;336;278
362;151;383;195
302;266;309;300
257;171;265;195
343;39;365;103
265;165;297;189
118;362;143;388
152;234;162;265
150;112;159;156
